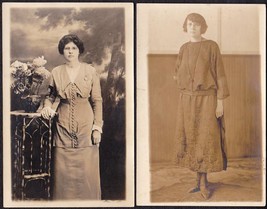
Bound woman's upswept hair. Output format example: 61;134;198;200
183;13;208;34
58;34;85;55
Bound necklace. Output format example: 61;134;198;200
187;39;203;85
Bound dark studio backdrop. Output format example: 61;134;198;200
10;7;126;200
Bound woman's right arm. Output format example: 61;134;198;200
173;46;184;82
41;74;57;119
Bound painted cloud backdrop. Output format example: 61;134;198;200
11;7;124;70
10;7;126;199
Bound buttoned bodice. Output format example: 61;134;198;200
44;62;103;148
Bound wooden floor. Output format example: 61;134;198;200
150;158;263;203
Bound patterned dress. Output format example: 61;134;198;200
44;62;103;199
175;40;229;173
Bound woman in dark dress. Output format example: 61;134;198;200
174;13;229;199
41;34;103;200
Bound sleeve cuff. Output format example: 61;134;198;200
217;77;230;99
92;124;102;133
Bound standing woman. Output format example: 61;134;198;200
41;34;103;200
174;13;229;199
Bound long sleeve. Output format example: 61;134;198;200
91;70;103;130
212;43;230;99
43;73;57;108
174;45;184;80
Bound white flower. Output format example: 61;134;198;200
33;56;47;67
21;63;28;72
17;82;26;93
11;61;28;74
11;60;24;68
10;66;17;75
35;66;50;79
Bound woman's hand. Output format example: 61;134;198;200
41;107;56;120
92;130;101;147
177;143;185;158
216;99;224;118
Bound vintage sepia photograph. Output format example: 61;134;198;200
137;4;266;206
2;2;134;207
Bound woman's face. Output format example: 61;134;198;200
63;41;79;62
186;19;202;38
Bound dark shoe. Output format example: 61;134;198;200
200;188;211;200
188;187;200;193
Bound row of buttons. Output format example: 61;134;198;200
70;83;78;148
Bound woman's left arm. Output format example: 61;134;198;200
91;69;103;145
213;43;230;118
216;99;224;118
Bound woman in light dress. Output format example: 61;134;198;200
41;34;103;200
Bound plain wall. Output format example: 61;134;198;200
221;6;260;54
147;4;261;54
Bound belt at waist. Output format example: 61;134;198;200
60;98;89;104
180;89;216;96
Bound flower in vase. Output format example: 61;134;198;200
17;82;26;93
33;56;47;67
11;60;28;70
35;66;50;80
10;56;50;97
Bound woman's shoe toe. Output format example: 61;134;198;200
188;187;200;193
200;188;211;199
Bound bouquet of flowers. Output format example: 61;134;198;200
11;56;50;96
10;56;50;112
